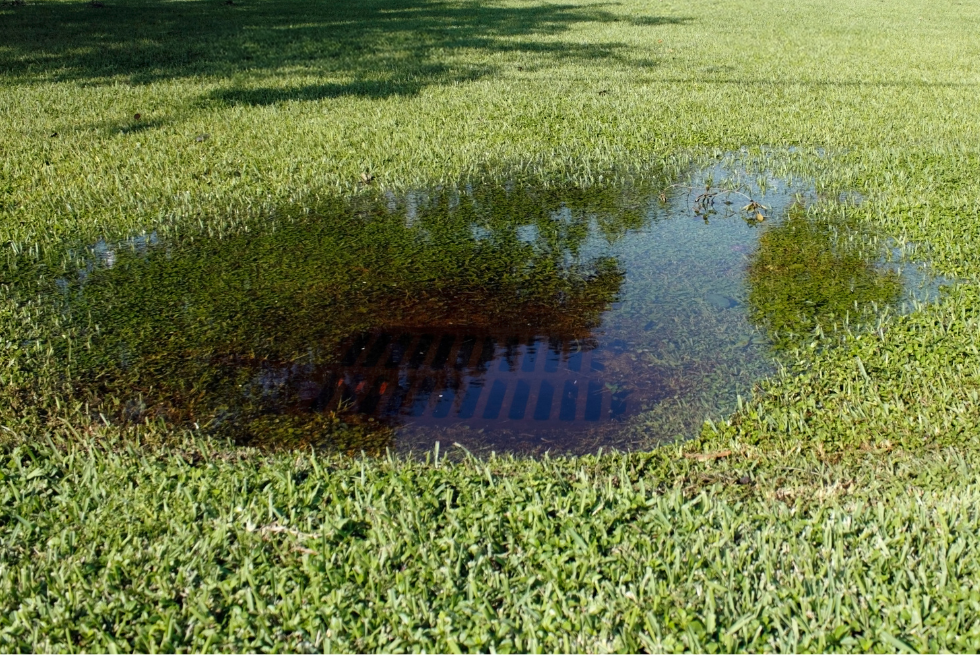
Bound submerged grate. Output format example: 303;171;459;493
294;330;632;427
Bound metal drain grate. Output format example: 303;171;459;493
301;330;630;427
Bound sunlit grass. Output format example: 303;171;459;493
3;0;980;650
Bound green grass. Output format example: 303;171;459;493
3;0;980;650
6;434;980;652
746;202;905;347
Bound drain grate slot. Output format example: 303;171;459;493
385;333;414;368
407;334;435;369
363;334;392;367
482;379;507;420
560;380;578;421
521;337;539;372
585;380;603;421
454;335;478;370
430;335;456;369
475;337;496;372
458;379;484;419
409;377;436;416
534;380;555;421
508;380;531;420
341;333;372;366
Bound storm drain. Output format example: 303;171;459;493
296;330;631;427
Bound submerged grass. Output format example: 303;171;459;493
3;0;980;650
747;202;905;347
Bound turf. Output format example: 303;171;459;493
3;0;980;651
5;436;980;652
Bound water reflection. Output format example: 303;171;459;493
57;164;945;455
748;204;904;345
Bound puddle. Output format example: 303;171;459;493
52;162;947;456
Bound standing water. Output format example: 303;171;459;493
55;162;944;455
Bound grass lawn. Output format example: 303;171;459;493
3;0;980;650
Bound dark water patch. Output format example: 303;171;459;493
302;328;635;430
42;162;948;456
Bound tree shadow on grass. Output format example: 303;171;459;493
210;40;628;105
1;0;691;101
